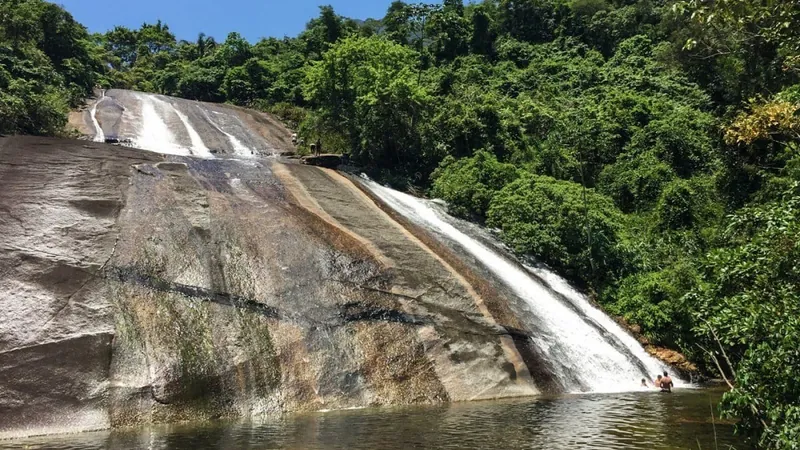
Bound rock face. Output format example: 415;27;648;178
74;89;294;157
0;135;539;439
302;154;343;168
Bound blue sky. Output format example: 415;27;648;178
57;0;418;42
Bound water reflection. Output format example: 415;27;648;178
3;390;750;450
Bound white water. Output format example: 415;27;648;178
154;97;213;158
523;262;677;385
90;91;105;143
203;110;252;157
361;179;678;394
133;94;189;156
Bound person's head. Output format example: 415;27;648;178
657;374;663;380
663;371;669;377
641;378;646;384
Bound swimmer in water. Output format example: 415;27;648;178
660;371;674;393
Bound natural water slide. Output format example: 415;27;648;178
0;90;684;439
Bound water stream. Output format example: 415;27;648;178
63;91;729;449
90;90;105;143
133;93;189;156
360;179;677;393
156;97;213;158
204;110;252;157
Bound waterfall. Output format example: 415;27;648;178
89;91;270;159
155;97;213;158
90;91;105;143
203;110;252;157
132;93;189;156
360;179;680;394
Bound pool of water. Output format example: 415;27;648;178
2;389;750;450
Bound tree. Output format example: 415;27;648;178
175;63;225;102
725;98;800;149
0;48;69;135
691;184;800;448
217;32;251;67
301;5;348;58
674;0;800;72
431;150;520;219
497;0;562;44
195;33;217;59
303;36;429;169
222;58;275;104
487;173;627;287
0;0;102;133
104;26;139;68
384;1;413;45
599;151;675;213
137;20;176;55
469;3;497;57
428;0;470;61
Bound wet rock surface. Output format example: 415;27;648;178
0;135;540;439
645;346;697;379
80;90;294;157
302;154;343;168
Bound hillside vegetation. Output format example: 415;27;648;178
2;0;799;446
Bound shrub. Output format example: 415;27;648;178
430;150;519;219
487;173;627;287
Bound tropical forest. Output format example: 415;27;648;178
1;0;799;447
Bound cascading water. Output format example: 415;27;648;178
133;93;188;156
203;110;252;157
154;97;213;158
360;178;680;394
85;89;680;391
90;90;105;143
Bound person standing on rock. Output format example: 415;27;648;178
314;138;321;156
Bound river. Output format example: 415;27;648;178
2;389;749;449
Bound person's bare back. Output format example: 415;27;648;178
660;372;674;392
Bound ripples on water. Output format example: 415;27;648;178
4;390;750;450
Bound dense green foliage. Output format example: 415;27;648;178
3;0;800;446
0;0;107;135
691;183;800;446
303;36;428;168
430;151;519;218
488;173;629;287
